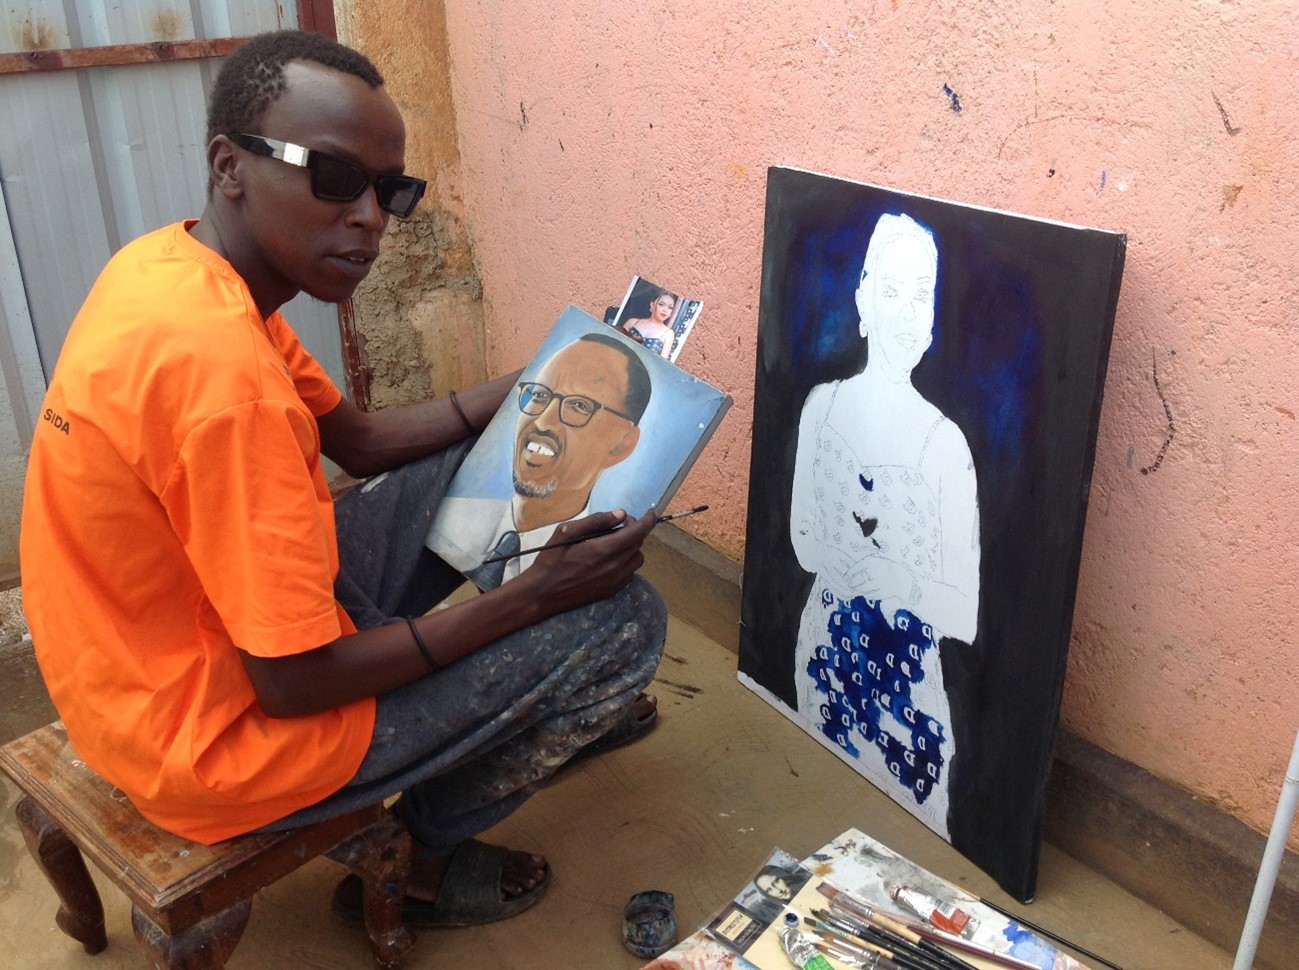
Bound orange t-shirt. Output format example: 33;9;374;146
20;222;374;843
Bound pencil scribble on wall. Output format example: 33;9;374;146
1140;348;1174;476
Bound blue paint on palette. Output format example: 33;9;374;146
1002;923;1056;969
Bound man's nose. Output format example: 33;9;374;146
533;396;565;429
344;182;390;232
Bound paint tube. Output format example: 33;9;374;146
889;885;979;939
780;923;836;970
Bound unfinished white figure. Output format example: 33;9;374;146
789;212;980;837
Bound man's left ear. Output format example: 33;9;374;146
604;425;641;467
207;135;245;201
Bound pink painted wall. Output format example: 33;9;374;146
440;2;1299;841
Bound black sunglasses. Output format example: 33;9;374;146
231;133;426;219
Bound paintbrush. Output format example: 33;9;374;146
806;930;905;970
810;908;957;970
821;903;974;970
818;883;1040;970
478;505;709;564
805;915;930;970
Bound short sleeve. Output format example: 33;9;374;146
265;312;344;418
162;399;343;657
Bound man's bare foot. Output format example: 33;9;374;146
407;845;547;903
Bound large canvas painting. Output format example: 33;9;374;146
738;167;1125;901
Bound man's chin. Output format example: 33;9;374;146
513;474;555;499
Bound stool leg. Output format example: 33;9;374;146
15;796;107;954
132;899;251;970
328;813;415;967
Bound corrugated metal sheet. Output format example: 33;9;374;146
0;0;289;54
0;180;48;585
0;1;349;584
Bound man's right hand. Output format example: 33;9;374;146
514;509;657;615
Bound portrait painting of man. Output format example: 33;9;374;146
428;306;730;590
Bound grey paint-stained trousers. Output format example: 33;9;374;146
259;442;667;853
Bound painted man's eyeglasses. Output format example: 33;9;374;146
516;382;635;428
231;134;427;219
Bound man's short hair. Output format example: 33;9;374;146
206;30;384;144
577;332;652;423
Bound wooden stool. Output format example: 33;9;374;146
0;721;415;968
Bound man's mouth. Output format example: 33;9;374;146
896;334;917;350
335;247;379;264
520;432;561;466
327;251;378;279
525;440;556;458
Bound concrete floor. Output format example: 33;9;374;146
0;607;1235;969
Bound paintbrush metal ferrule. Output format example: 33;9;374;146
822;883;928;942
656;504;708;522
826;903;911;948
806;916;900;964
816;939;898;970
835;927;947;970
832;916;967;970
806;928;874;959
804;919;877;957
811;907;867;935
821;881;877;919
829;898;886;934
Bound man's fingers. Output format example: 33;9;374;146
551;509;627;543
624;508;660;540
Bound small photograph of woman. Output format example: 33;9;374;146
609;275;705;364
619;288;679;360
736;862;811;922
